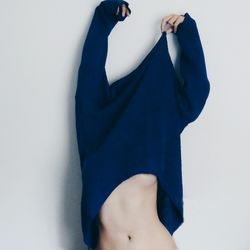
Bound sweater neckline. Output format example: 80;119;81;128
107;31;168;87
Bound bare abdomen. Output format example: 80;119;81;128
96;173;178;250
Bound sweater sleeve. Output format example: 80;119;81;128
75;0;131;111
174;12;210;131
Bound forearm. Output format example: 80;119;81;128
75;0;131;109
175;13;210;129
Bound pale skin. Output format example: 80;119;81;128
96;5;185;250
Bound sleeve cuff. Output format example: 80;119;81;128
175;12;196;35
98;0;131;23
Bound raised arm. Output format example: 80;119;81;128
174;13;210;131
75;0;131;111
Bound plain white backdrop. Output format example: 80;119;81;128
1;0;250;249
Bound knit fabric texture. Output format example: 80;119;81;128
75;0;210;249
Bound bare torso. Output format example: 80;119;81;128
96;174;178;250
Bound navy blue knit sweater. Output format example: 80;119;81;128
75;0;210;249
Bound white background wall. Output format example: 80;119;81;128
1;0;249;250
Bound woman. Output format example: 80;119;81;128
74;1;210;250
97;5;183;250
97;5;184;250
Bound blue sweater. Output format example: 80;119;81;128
75;0;210;249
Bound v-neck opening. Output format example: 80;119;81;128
106;31;168;87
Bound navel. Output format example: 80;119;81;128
127;234;132;240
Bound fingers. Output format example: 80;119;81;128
122;4;126;16
173;16;184;33
116;4;131;17
126;8;130;16
161;14;185;33
161;14;174;32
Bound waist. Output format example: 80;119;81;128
96;173;178;250
97;220;175;250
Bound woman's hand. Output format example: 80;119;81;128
161;14;185;33
116;3;131;17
